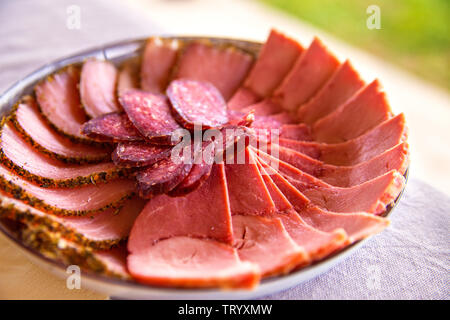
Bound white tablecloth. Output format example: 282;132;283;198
0;0;448;300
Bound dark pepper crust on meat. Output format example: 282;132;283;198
7;96;111;164
0;173;134;216
0;198;125;250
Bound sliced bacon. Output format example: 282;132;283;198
120;90;182;145
0;123;127;188
127;236;259;289
297;60;365;125
35;66;90;142
9;96;110;164
112;142;172;167
141;37;179;94
313;80;393;143
81;112;144;142
277;113;408;165
273;37;340;111
117;57;140;96
0;195;145;249
0;164;134;216
244;29;304;97
80;59;121;118
167;79;228;129
174;41;253;100
227;87;260;110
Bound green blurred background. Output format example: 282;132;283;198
261;0;450;90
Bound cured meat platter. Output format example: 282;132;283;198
0;31;409;299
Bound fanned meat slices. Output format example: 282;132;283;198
173;41;254;100
0;123;128;188
112;142;172;167
34;66;91;143
81;112;144;142
167;79;228;129
120;90;182;145
279;124;312;141
0;195;146;249
117;57;140;96
228;87;260;110
80;59;121;118
141;37;179;94
0;164;134;216
8;96;110;164
241;99;283;116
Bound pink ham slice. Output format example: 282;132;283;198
173;41;253;100
128;164;259;288
81;112;144;142
95;246;130;279
228;87;261;110
241;99;283;116
244;29;305;97
128;236;259;289
112;142;172;167
0;164;135;215
262;143;409;187
35;66;89;142
255;157;390;242
256;153;405;214
279;124;312;141
0;123;125;188
10;96;110;163
0;195;146;248
297;60;365;125
268;112;297;125
117;58;140;96
273;37;340;111
313;80;393;143
80;59;121;118
141;37;179;94
277;113;408;165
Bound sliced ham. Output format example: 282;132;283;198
174;41;253;100
34;66;90;142
0;123;127;188
268;112;297;125
120;90;182;145
128;236;259;289
94;246;130;279
228;87;261;110
273;37;340;111
112;142;172;167
277;113;408;165
279;124;312;141
9;96;110;164
244;29;304;97
80;59;121;118
0;195;145;249
141;37;179;94
297;60;365;125
81;112;144;142
263;143;409;187
241;99;283;116
313;80;393;143
117;57;140;96
0;164;135;216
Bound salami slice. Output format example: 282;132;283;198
81;112;144;142
120;90;182;145
112;142;172;167
167;79;228;129
136;157;193;198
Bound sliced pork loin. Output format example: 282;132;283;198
313;80;393;143
277;113;408;165
117;57;140;96
297;60;365;125
256;153;405;214
259;142;409;187
141;37;179;94
273;37;340;111
0;123;128;188
0;195;145;249
34;66;91;143
80;59;121;118
244;29;304;98
8;96;110;164
0;164;135;216
128;164;259;289
173;41;254;100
